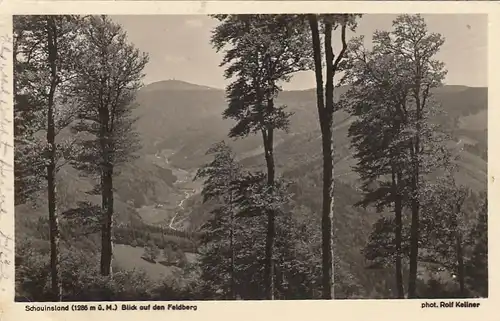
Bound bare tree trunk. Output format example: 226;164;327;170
322;18;336;300
308;14;336;299
262;122;275;300
308;15;324;114
408;164;419;297
46;16;62;302
100;163;114;276
393;167;404;298
99;121;114;276
320;122;334;300
408;93;422;299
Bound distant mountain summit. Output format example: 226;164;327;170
141;79;484;95
141;80;220;93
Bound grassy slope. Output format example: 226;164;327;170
113;244;179;281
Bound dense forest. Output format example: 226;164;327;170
14;14;487;302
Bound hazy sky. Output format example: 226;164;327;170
111;14;488;90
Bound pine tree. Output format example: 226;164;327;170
195;141;241;299
231;170;291;299
195;142;302;299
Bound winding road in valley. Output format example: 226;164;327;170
168;188;196;230
153;150;202;231
158;121;361;232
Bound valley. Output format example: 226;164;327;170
136;149;202;227
112;81;488;288
15;79;488;299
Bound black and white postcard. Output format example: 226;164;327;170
0;1;496;320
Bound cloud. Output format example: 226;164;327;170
164;55;188;63
184;19;204;28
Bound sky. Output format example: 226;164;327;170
111;14;488;90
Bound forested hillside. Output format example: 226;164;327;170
14;14;487;301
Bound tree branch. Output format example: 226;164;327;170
332;22;348;74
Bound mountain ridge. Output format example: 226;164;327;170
140;79;487;95
15;77;488;298
141;79;220;92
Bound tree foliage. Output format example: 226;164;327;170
342;14;453;298
14;13;487;302
211;14;312;138
69;15;148;178
67;15;149;276
13;14;89;301
211;14;313;299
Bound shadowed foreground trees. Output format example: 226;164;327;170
194;142;363;299
14;15;86;301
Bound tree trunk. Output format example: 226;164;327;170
393;167;404;298
100;133;114;276
46;17;62;302
320;125;334;300
101;165;114;276
408;90;422;299
408;164;419;298
309;14;336;300
308;15;325;113
321;19;336;300
262;122;275;300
